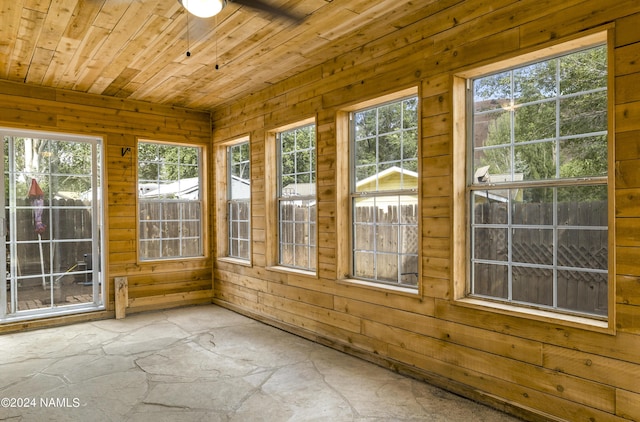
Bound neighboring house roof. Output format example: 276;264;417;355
281;182;316;197
141;177;200;199
230;175;251;199
356;166;418;191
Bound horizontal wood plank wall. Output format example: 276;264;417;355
0;80;213;331
211;1;640;421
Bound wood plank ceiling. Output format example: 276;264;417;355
0;0;434;112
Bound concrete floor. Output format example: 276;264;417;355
0;305;522;421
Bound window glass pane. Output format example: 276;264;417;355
376;253;398;283
559;46;607;95
559;136;607;178
557;228;607;270
473;195;508;225
228;177;251;260
512;266;553;306
277;125;316;270
557;270;607;316
138;141;203;260
559;91;608;136
514;141;556;181
281;243;294;266
557;185;607;225
474;109;510;149
229;142;250;200
512;228;553;265
474;71;511;112
355;109;377;141
513;60;557;104
354;251;375;279
473;228;508;261
473;45;607;185
513;187;553;225
351;95;419;287
379;134;401;163
354;97;418;193
355;138;376;170
473;146;512;183
514;101;556;142
473;263;508;299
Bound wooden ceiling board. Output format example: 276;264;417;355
1;0;459;112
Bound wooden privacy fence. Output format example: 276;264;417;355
473;200;608;315
279;202;317;269
9;198;93;278
139;200;202;258
354;203;419;286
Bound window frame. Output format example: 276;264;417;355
275;122;318;273
137;139;205;262
452;29;615;329
226;141;251;261
336;87;421;294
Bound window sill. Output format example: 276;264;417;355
456;297;613;334
267;265;317;278
338;277;420;298
217;257;252;267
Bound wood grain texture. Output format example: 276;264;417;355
0;78;213;316
2;0;640;420
210;2;640;421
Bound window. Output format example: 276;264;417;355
467;43;609;317
138;141;203;260
227;142;251;260
350;95;419;288
277;124;317;271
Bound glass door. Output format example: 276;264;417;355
0;129;104;321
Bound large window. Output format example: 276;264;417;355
468;43;609;317
350;95;419;288
138;141;203;260
277;124;316;271
227;142;251;260
1;129;104;322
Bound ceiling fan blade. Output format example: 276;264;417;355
231;0;303;22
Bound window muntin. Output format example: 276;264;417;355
228;142;251;260
138;141;203;260
350;96;419;288
277;124;316;271
469;45;608;317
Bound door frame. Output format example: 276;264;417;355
0;127;105;322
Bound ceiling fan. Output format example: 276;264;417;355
178;0;302;21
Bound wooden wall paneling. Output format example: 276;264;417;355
208;1;640;420
259;292;361;333
615;11;640;47
267;281;334;310
616;275;640;306
519;0;640;49
435;300;640;365
617;388;640;420
389;343;627;422
543;344;640;393
0;79;212;322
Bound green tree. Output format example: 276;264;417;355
353;97;418;187
280;125;315;192
474;45;607;202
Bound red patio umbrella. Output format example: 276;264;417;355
28;178;46;234
28;178;47;288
